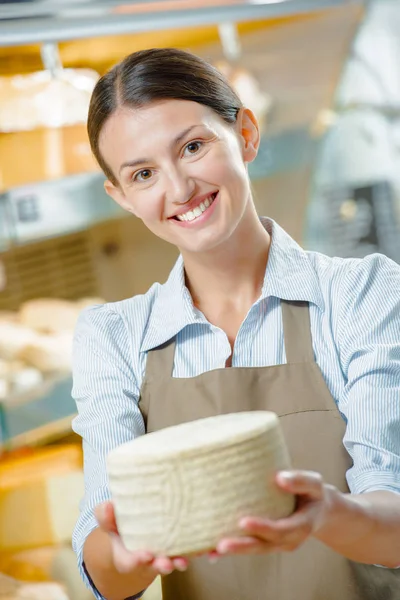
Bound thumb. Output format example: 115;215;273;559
110;533;154;574
276;470;324;500
95;502;119;534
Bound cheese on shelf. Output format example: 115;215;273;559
19;299;80;334
0;573;69;600
0;446;83;552
107;411;294;557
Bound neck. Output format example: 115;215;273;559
182;203;271;313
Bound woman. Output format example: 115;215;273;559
72;48;400;600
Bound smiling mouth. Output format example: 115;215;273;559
172;192;217;222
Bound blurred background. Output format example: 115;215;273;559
0;1;399;598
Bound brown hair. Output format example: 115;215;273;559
87;48;243;184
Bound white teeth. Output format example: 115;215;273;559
175;194;215;223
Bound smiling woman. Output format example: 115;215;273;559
71;48;400;600
87;48;260;255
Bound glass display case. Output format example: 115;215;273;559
306;0;400;263
0;0;365;449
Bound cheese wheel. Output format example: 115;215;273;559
107;411;295;557
19;299;79;334
17;332;73;373
0;323;39;361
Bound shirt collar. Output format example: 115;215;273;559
140;217;324;352
260;217;325;310
140;255;199;352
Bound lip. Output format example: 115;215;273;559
169;191;218;219
171;191;219;228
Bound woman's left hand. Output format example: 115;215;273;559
213;470;338;557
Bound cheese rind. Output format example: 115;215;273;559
108;411;295;556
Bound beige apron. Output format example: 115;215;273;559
139;300;399;600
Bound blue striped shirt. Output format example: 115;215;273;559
71;217;400;597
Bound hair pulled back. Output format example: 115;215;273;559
87;48;243;183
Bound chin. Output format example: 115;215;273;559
178;228;234;256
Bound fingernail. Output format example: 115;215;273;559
139;551;153;562
159;566;174;575
95;504;106;521
278;471;294;481
175;562;188;572
216;543;229;554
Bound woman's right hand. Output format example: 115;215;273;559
94;502;189;579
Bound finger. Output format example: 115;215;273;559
276;470;324;499
208;551;220;564
239;510;314;538
95;502;118;534
172;557;189;572
216;536;275;555
110;534;154;573
153;557;177;575
218;533;308;555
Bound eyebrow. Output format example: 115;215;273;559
118;124;202;174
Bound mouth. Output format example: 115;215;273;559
171;192;218;223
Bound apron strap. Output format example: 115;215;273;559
145;338;176;382
281;300;315;364
145;301;314;380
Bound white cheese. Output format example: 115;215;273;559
107;411;295;557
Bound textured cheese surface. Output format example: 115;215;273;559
108;411;295;557
109;411;279;462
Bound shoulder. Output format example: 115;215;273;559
74;281;164;355
307;251;400;352
306;250;399;305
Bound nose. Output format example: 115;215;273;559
164;165;195;205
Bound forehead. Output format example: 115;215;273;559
99;99;221;165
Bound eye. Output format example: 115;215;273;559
133;169;153;182
183;141;203;156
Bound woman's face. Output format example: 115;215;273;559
100;99;259;254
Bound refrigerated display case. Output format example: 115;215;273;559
0;3;369;599
0;0;363;446
305;0;400;263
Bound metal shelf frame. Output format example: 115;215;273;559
0;0;361;47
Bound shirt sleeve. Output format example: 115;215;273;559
71;305;145;599
336;253;400;495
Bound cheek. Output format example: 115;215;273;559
203;144;246;185
125;188;164;222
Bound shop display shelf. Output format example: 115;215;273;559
0;0;359;47
0;375;76;451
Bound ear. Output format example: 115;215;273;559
104;179;134;214
237;108;260;163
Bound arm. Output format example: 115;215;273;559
72;306;187;600
218;473;400;567
83;528;154;600
315;487;400;567
317;252;400;566
84;513;184;600
217;254;400;566
71;305;147;598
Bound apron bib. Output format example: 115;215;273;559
139;300;399;599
